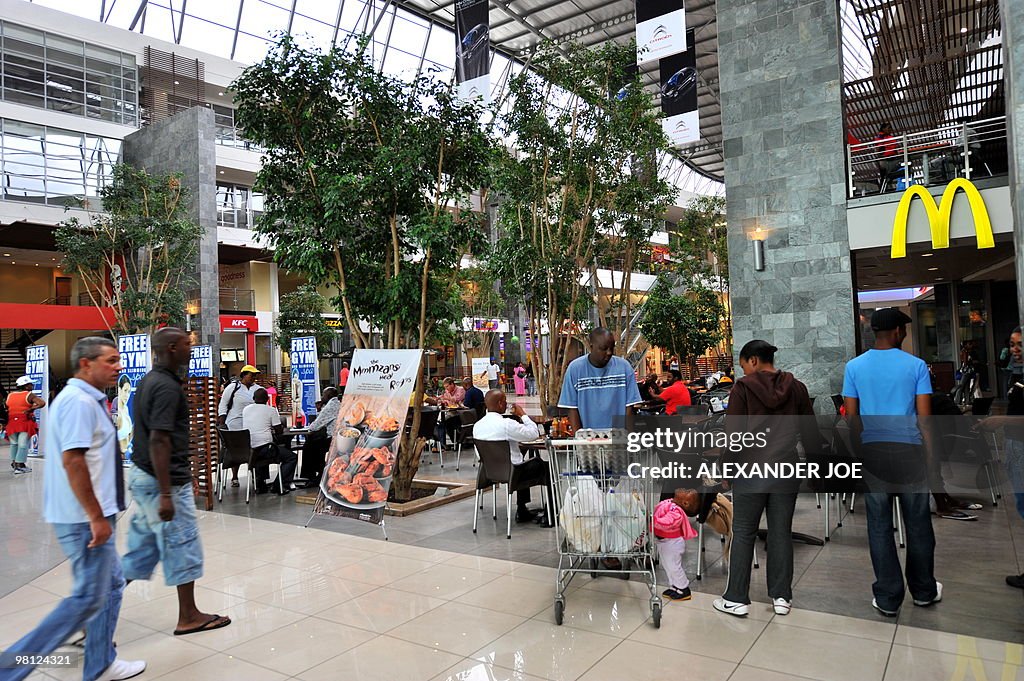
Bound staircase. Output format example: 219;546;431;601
0;347;23;393
0;329;55;393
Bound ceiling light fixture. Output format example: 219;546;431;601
927;267;939;271
921;253;934;257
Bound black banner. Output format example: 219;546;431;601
659;29;699;146
455;0;489;84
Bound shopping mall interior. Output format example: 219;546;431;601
1;0;1024;679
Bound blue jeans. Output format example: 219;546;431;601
1004;438;1024;520
122;467;203;586
864;489;937;611
9;431;30;464
0;517;123;681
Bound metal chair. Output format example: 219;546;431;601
454;409;479;471
217;428;251;502
473;439;552;539
245;441;286;504
413;408;443;466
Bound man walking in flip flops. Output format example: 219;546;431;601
122;327;231;637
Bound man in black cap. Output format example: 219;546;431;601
842;307;940;618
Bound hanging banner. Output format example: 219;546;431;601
471;357;490;389
660;29;699;147
25;345;48;457
314;349;422;525
290;336;320;428
636;0;686;65
116;334;151;463
188;345;213;378
455;0;490;103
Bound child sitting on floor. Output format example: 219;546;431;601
653;488;700;601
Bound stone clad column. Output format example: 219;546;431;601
122;106;220;352
717;0;857;403
1002;0;1024;326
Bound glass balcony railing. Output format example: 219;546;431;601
847;115;1007;198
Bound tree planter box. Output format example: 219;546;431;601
294;477;475;516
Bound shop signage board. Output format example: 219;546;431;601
659;29;699;147
455;0;490;103
313;349;422;527
890;178;994;258
220;315;259;332
188;345;213;378
471;357;490;389
25;345;48;456
290;336;320;428
635;0;686;64
116;334;151;463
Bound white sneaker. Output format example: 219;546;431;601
96;658;146;681
712;598;749;617
772;598;791;615
871;598;899;617
914;581;943;607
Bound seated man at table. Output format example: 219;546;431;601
462;376;485;416
436;377;466;448
654;370;692;415
242;388;297;495
302;387;340;485
473;389;553;526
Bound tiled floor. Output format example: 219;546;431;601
2;438;1024;680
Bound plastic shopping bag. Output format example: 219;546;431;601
559;476;603;553
603;489;647;554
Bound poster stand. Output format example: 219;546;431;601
304;508;389;540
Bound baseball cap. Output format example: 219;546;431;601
15;375;33;387
870;308;912;331
240;364;260;374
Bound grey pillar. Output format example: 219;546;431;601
1002;0;1024;327
718;0;856;405
123;106;219;353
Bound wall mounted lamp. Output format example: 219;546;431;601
750;227;766;272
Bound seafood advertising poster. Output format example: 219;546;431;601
314;349;422;524
116;334;151;463
25;345;48;456
290;336;320;427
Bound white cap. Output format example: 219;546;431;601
15;375;33;387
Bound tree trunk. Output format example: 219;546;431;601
392;364;426;502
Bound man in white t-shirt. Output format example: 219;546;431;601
242;388;296;495
218;365;260;486
487;360;500;390
473;389;552;525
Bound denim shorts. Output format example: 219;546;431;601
122;466;204;587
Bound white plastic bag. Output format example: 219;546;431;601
603;489;647;554
559;476;603;553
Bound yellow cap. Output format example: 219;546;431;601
240;364;260;374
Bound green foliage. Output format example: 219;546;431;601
489;39;676;407
274;285;336;356
231;34;496;351
669;195;727;286
640;276;726;366
54;164;202;335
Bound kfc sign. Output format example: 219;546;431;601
220;315;259;332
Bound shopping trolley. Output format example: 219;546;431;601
547;431;661;628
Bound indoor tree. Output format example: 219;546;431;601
231;35;495;500
273;284;336;357
489;39;676;411
669;195;731;356
54;164;203;336
639;275;726;377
